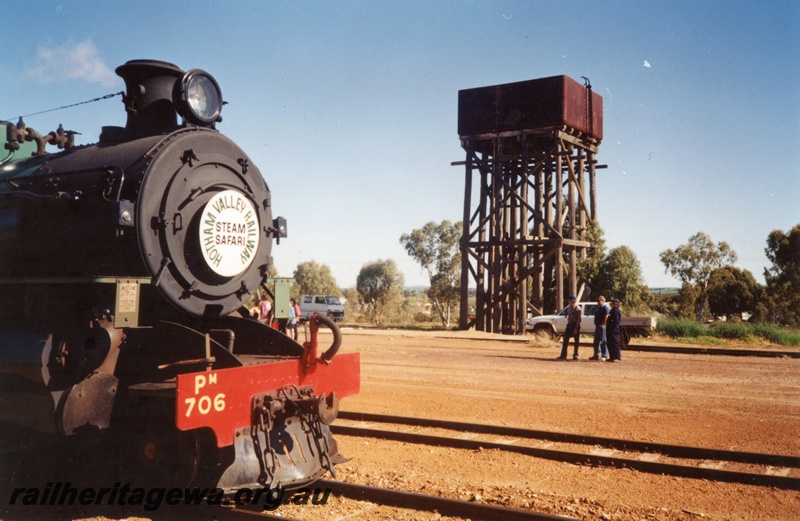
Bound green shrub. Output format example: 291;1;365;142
708;322;752;340
414;312;433;323
747;323;800;346
656;317;705;338
657;317;800;346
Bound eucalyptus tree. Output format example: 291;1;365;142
660;232;737;322
764;224;800;325
593;245;650;312
400;220;461;327
292;260;341;298
356;259;404;325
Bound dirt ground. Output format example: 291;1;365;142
276;328;800;521
3;329;798;521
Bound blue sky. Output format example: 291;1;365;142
2;1;798;289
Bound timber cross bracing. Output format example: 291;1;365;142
457;128;601;334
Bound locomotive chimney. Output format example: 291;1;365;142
115;59;185;140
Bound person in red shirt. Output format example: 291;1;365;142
258;295;273;325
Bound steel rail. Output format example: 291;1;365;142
337;411;799;467
0;502;296;521
333;414;800;490
560;339;800;358
316;479;578;521
213;505;302;520
620;344;800;358
395;333;800;358
333;424;799;490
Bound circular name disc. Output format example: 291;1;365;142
199;189;260;277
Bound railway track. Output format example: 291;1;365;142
620;343;800;358
315;479;578;521
556;338;799;358
333;412;800;490
210;481;574;521
401;331;800;358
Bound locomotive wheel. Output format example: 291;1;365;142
123;423;204;488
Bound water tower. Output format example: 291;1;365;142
455;75;604;334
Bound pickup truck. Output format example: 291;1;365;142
526;302;656;346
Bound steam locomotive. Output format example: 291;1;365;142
0;60;359;492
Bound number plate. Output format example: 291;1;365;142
175;352;360;447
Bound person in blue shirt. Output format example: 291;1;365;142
287;298;299;341
589;295;610;361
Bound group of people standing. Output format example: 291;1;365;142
557;295;623;363
254;295;301;341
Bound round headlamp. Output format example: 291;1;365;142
175;69;222;126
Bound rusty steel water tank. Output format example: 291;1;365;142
458;75;603;140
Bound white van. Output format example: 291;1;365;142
300;295;345;322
